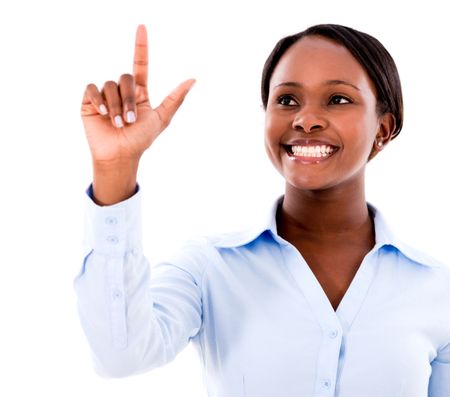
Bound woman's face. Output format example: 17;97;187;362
264;35;390;192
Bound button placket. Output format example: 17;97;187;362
313;324;342;395
98;208;128;348
328;329;338;339
107;257;127;349
112;287;123;300
105;214;119;245
106;235;119;244
96;207;126;254
281;244;342;395
105;216;118;225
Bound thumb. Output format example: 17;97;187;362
154;79;196;129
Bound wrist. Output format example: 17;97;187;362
92;159;140;206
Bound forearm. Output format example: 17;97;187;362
75;187;166;376
74;187;203;378
75;250;168;378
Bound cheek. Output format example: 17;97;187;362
264;113;278;150
340;111;378;156
263;112;285;169
264;111;288;143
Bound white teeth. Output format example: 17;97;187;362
290;144;335;158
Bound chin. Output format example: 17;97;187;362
286;178;335;192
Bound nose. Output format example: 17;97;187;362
292;105;327;133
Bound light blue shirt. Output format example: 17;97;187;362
74;187;450;396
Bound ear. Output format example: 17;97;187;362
368;112;396;161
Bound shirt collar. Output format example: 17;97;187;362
211;196;442;268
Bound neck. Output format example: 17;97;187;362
277;175;373;241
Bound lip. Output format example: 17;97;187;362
283;139;339;148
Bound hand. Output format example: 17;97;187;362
80;25;195;204
81;25;195;163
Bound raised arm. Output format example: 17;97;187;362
75;26;202;378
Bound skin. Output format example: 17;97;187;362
81;27;396;311
81;25;195;205
265;36;396;310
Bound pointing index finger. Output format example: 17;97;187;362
133;25;148;87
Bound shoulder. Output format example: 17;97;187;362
370;202;449;273
395;240;449;271
205;228;265;249
392;241;450;296
157;226;268;275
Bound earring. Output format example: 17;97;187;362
377;141;383;148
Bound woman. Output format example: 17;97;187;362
75;24;450;396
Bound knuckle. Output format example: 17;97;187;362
134;59;148;66
86;83;98;91
104;80;117;90
122;97;135;108
120;73;133;82
156;109;169;128
85;84;100;103
109;104;122;115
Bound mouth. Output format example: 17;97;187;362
282;144;339;164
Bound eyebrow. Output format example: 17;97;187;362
273;79;360;91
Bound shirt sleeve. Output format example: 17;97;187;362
73;185;204;378
429;339;450;396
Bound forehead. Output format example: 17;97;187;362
271;35;376;94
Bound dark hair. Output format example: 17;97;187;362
261;24;403;139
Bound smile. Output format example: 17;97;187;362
283;144;339;163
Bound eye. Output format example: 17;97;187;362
277;95;297;107
329;95;352;105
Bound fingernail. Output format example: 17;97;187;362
126;111;136;123
99;104;108;115
114;115;124;128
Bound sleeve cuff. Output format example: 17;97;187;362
83;183;143;256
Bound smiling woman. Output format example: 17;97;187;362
264;31;396;308
74;24;450;397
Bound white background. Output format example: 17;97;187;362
0;0;449;396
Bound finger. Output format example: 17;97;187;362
133;25;148;87
82;83;108;116
119;74;136;124
102;81;124;128
155;79;196;129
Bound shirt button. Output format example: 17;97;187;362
106;235;119;244
112;289;122;300
322;379;332;389
328;329;338;338
105;216;118;225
